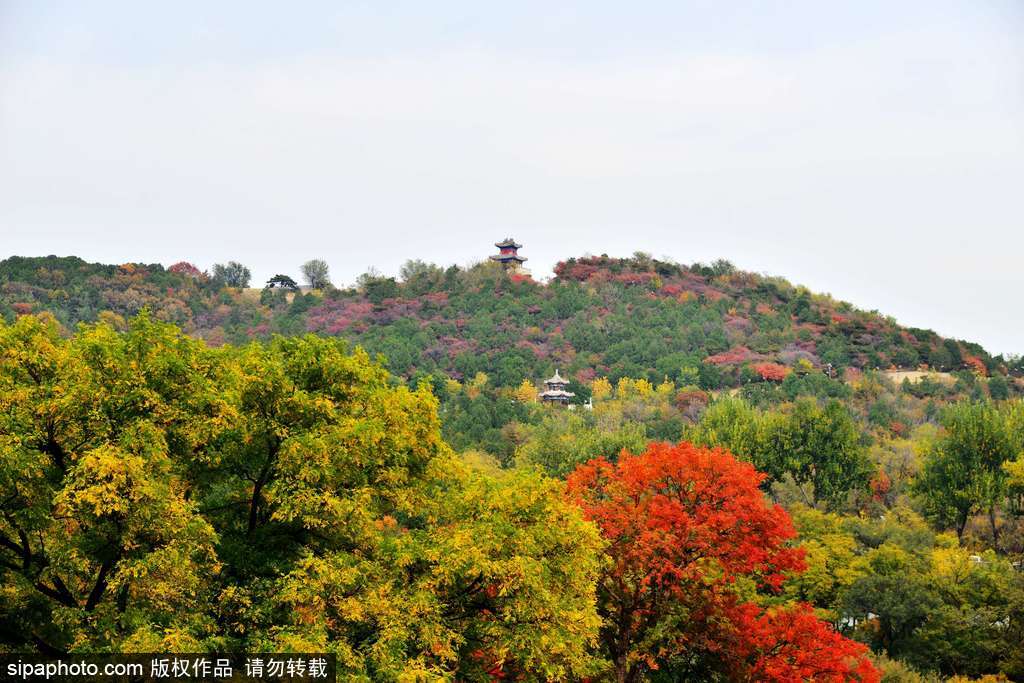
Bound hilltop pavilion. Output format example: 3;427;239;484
489;238;529;274
539;369;575;404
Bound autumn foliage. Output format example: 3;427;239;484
753;361;792;382
963;354;987;375
168;261;204;278
0;315;602;678
705;345;763;365
737;603;881;682
567;442;878;682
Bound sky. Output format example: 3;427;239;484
1;1;1022;355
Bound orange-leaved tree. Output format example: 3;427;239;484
566;441;878;683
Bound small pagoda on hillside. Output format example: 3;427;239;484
489;237;529;274
539;369;575;404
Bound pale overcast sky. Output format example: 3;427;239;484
1;2;1022;354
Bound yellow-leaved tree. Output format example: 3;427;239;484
0;313;224;652
0;314;603;680
513;378;538;403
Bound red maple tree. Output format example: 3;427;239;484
566;442;878;683
753;362;792;382
168;261;204;279
736;603;881;682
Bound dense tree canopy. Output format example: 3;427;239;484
2;249;1024;680
0;315;603;680
567;442;878;683
211;261;251;288
914;401;1024;543
3;254;1016;394
0;313;225;651
688;397;874;509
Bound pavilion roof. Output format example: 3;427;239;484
545;369;568;384
539;389;576;398
495;238;523;249
489;254;528;262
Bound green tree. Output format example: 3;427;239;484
686;397;761;456
757;400;872;509
988;374;1010;400
265;274;299;290
690;398;872;509
211;261;251;288
843;544;940;659
914;402;1022;544
909;547;1024;678
358;273;400;304
516;412;647;478
399;259;445;296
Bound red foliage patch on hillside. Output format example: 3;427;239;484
705;346;765;365
660;283;685;296
168;261;204;279
724;315;754;341
305;300;375;334
574;367;596;383
963;355;987;376
796;322;827;334
515;339;550;359
421;291;449;307
752;362;791;382
675;389;710;420
613;271;657;286
554;256;666;289
553;260;603;282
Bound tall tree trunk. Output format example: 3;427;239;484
988;505;999;550
85;552;118;611
247;479;263;535
614;658;632;683
955;510;969;542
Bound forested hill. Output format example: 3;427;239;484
1;253;1020;392
6;253;1024;680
